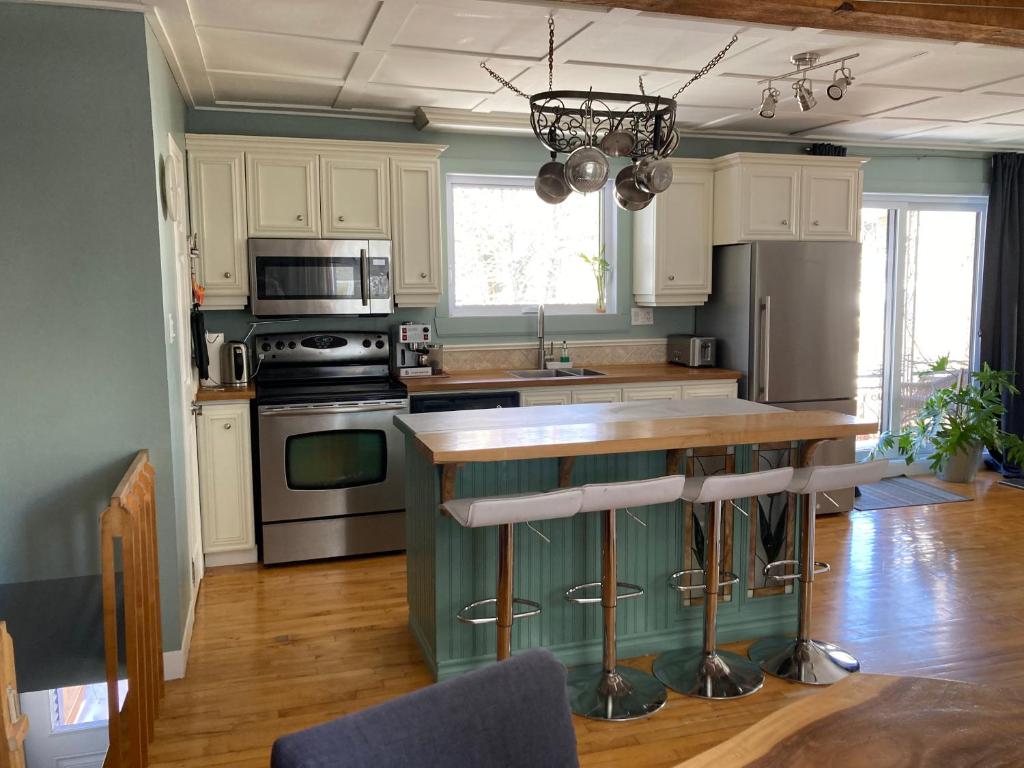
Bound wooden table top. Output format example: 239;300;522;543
397;400;876;464
676;673;1024;767
400;363;741;392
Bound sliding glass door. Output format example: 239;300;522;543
856;196;986;454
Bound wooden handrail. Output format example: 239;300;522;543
0;622;27;768
101;450;163;768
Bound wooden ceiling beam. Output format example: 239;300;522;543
554;0;1024;48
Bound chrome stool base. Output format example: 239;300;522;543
653;648;764;700
567;664;667;721
748;636;860;685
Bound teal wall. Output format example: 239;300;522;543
187;109;992;345
0;4;186;651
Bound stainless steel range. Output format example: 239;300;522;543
255;331;407;564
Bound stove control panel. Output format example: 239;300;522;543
256;332;389;364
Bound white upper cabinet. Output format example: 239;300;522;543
713;154;866;245
246;150;320;237
800;166;862;240
391;157;442;307
633;159;715;307
187;148;248;309
320;153;391;238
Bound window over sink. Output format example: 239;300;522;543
446;174;616;317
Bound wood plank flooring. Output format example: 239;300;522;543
148;472;1024;768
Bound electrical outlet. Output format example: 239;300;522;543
631;307;654;325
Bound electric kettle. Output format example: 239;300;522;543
221;342;250;387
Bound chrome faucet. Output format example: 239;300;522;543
536;304;546;370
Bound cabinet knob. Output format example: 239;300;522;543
420;272;428;279
296;214;305;222
668;274;675;281
813;220;820;226
223;271;232;279
223;423;232;430
337;215;345;222
781;219;789;226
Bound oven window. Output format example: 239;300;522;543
256;257;362;300
285;430;387;490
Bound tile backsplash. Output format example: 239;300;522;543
432;339;667;371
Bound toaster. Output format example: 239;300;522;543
668;335;716;367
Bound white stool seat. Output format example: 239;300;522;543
681;467;794;505
579;475;686;513
443;488;583;528
787;460;888;495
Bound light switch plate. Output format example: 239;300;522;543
631;307;654;325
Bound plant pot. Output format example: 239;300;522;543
937;443;983;483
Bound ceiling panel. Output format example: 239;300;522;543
908;122;1024;143
512;62;681;95
199;27;358;81
714;112;844;135
191;0;381;43
210;73;342;108
880;92;1024;121
373;49;527;91
815;117;949;139
393;1;593;58
859;49;1024;90
358;83;486;111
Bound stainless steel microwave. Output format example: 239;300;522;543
248;239;394;316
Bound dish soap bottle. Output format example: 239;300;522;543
560;340;571;364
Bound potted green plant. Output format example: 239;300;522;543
871;359;1024;483
578;247;611;314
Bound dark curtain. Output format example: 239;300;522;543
980;153;1024;475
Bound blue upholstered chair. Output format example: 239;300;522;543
270;649;580;768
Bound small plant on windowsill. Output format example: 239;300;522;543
578;247;611;314
870;357;1024;483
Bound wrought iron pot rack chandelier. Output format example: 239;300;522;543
482;17;738;210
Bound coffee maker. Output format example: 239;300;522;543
392;322;433;378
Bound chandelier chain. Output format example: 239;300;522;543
548;15;555;91
669;34;739;100
480;61;529;99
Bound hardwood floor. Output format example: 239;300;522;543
148;472;1024;768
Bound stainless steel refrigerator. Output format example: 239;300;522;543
696;241;862;513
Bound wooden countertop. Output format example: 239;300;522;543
400;363;741;392
396;400;876;464
195;383;255;402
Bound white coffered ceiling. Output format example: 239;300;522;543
29;0;1024;148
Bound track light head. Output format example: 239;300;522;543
759;85;780;119
793;78;816;112
827;65;854;101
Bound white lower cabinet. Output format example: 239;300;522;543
621;384;683;401
196;402;256;566
520;389;573;407
680;381;739;399
571;387;623;404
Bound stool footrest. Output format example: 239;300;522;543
456;597;542;625
764;559;831;583
564;581;644;604
668;569;739;593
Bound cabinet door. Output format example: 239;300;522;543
521;389;572;406
391;158;442;306
196;403;255;553
742;165;799;239
246;151;320;236
187;149;247;306
657;169;714;297
320;153;390;238
622;384;682;401
571;387;623;404
680;381;738;399
800;167;861;241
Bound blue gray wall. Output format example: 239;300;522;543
0;3;187;651
187;110;993;344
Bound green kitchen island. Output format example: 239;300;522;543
395;399;874;681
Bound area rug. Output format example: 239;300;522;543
853;476;971;511
999;477;1024;491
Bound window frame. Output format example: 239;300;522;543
445;173;617;318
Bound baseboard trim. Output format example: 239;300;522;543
205;547;258;568
163;576;200;681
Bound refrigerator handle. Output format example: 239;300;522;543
760;296;771;402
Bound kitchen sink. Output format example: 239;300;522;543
507;368;606;378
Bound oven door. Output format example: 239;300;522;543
249;238;393;316
258;399;408;523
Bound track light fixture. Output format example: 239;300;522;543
827;65;854;101
755;51;858;118
759;84;780;118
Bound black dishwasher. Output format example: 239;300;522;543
409;390;520;413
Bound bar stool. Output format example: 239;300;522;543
443;488;584;661
748;460;888;685
653;467;794;700
564;475;686;721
